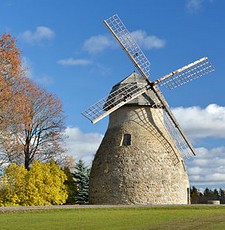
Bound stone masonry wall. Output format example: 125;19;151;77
89;105;190;205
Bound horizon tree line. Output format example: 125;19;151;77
191;186;225;204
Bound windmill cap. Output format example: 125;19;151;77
109;72;160;106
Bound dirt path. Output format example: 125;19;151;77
0;204;149;212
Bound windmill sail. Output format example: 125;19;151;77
82;81;148;123
153;57;215;90
150;87;194;158
164;110;194;158
104;14;151;81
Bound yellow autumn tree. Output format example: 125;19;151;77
0;164;27;206
25;160;68;206
0;160;68;206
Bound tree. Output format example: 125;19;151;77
26;160;68;205
219;189;225;204
213;189;219;200
204;188;215;200
73;160;90;204
0;33;25;107
0;33;66;170
0;164;27;206
0;160;68;206
63;167;77;204
190;186;225;204
0;78;66;170
190;186;201;204
0;33;26;165
61;155;78;204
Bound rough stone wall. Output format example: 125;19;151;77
89;105;190;205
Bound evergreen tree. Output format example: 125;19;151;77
63;167;77;204
189;186;225;204
190;186;200;204
203;187;211;201
219;189;225;204
73;159;90;204
213;189;219;200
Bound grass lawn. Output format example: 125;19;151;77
1;205;225;230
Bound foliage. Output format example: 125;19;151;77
190;186;202;204
0;33;25;108
0;33;26;166
190;186;225;204
0;160;68;206
73;159;90;204
0;33;66;170
0;164;27;206
63;167;77;204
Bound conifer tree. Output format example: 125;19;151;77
63;167;77;204
190;186;200;204
219;189;225;204
73;160;90;204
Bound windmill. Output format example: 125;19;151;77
82;14;214;204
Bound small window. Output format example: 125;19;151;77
122;134;131;146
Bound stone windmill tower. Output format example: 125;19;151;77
82;15;214;205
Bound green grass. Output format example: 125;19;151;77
1;206;225;230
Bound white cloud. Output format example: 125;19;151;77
83;35;115;54
186;0;204;12
131;30;166;49
172;104;225;139
169;103;225;187
19;26;55;43
64;127;103;166
186;147;225;186
186;0;214;13
57;58;92;66
83;31;165;54
35;74;54;85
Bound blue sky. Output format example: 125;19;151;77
1;0;225;188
